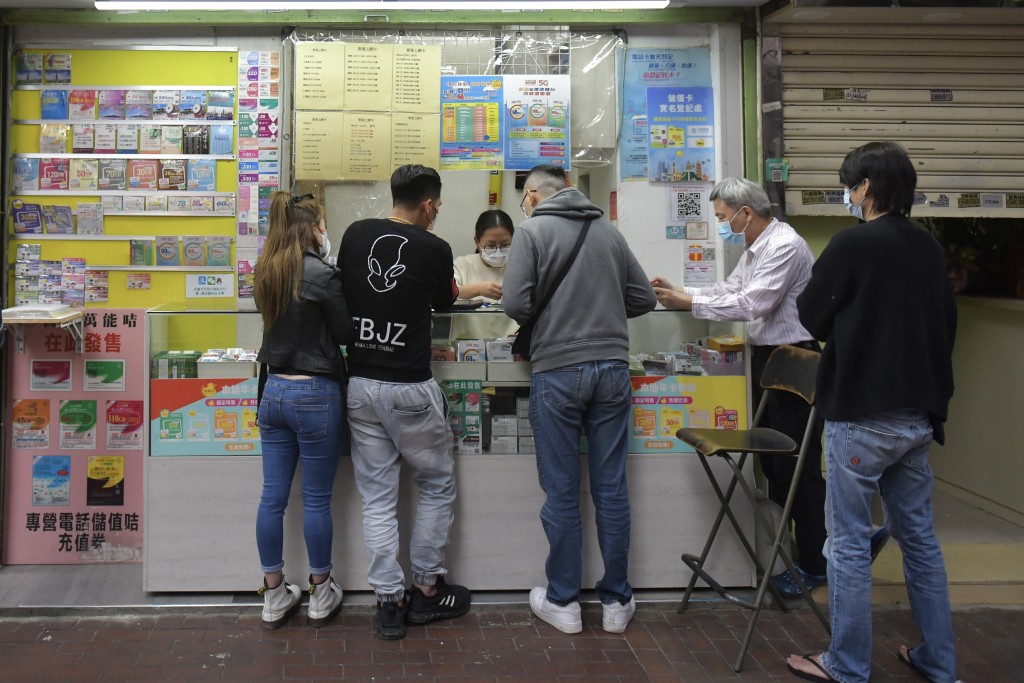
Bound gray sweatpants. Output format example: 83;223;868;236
346;376;456;601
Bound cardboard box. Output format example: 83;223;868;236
485;339;514;362
490;436;518;454
454;434;481;455
197;360;256;379
707;335;744;353
519;436;536;453
487;361;531;383
431;361;486;382
517;397;531;418
430;345;456;362
517;418;533;436
491;415;518;437
457;340;486;362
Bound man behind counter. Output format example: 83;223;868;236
339;164;471;641
650;177;883;599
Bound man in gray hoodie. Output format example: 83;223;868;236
503;164;657;635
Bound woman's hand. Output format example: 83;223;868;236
459;281;503;301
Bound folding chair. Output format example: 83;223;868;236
676;344;830;672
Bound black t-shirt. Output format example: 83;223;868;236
340;218;458;382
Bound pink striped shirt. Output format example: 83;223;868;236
684;219;814;346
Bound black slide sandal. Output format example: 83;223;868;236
899;645;938;683
787;654;839;682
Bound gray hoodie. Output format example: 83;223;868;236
503;187;657;373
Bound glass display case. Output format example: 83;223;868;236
144;308;755;593
147;308;262;456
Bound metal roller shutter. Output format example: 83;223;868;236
773;21;1024;217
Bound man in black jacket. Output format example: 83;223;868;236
786;142;959;683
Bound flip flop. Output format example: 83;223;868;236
898;645;937;683
787;654;839;682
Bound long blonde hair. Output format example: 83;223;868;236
254;191;322;329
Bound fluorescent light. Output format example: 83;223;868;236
96;1;670;9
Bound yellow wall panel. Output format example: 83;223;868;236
7;47;239;312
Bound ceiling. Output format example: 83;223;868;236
0;0;770;8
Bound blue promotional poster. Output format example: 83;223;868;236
440;76;504;170
619;48;711;181
646;87;716;183
503;74;571;171
149;378;261;456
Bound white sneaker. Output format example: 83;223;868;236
259;579;302;629
529;586;582;634
602;597;636;633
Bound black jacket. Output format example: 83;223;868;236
257;252;353;379
797;215;956;443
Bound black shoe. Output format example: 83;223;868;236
376;599;407;640
406;576;472;625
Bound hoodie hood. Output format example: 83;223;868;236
531;187;604;221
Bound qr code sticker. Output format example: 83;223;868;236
676;192;703;221
702;248;716;262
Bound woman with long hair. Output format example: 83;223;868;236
254;191;352;629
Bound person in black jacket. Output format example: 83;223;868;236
786;142;959;683
254;191;353;630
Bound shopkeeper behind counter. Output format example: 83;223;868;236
448;210;518;341
454;210;514;301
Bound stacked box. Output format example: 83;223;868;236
490;436;518;454
490;415;517;437
516;396;530;418
151;350;202;379
485;338;514;362
456;340;486;362
517;418;532;436
518;436;536;453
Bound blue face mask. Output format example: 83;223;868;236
717;210;747;246
844;181;865;220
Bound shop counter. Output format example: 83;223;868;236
144;309;756;592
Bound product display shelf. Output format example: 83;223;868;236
14;190;235;197
15;84;238;92
15;119;238;127
9;234;156;241
13;153;235;160
87;265;234;272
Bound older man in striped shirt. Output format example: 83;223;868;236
652;177;834;599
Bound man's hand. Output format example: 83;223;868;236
650;275;678;291
653;286;693;310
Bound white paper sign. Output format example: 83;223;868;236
185;274;234;298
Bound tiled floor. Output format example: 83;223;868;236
1;601;1021;682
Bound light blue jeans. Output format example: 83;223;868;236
531;360;633;607
256;374;343;576
346;377;456;601
821;410;957;683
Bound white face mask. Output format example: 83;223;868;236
319;231;331;258
480;247;510;268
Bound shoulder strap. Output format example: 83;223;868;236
531;217;592;322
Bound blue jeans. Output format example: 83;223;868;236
531;360;633;606
346;377;456;601
821;410;957;683
256;374;343;576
